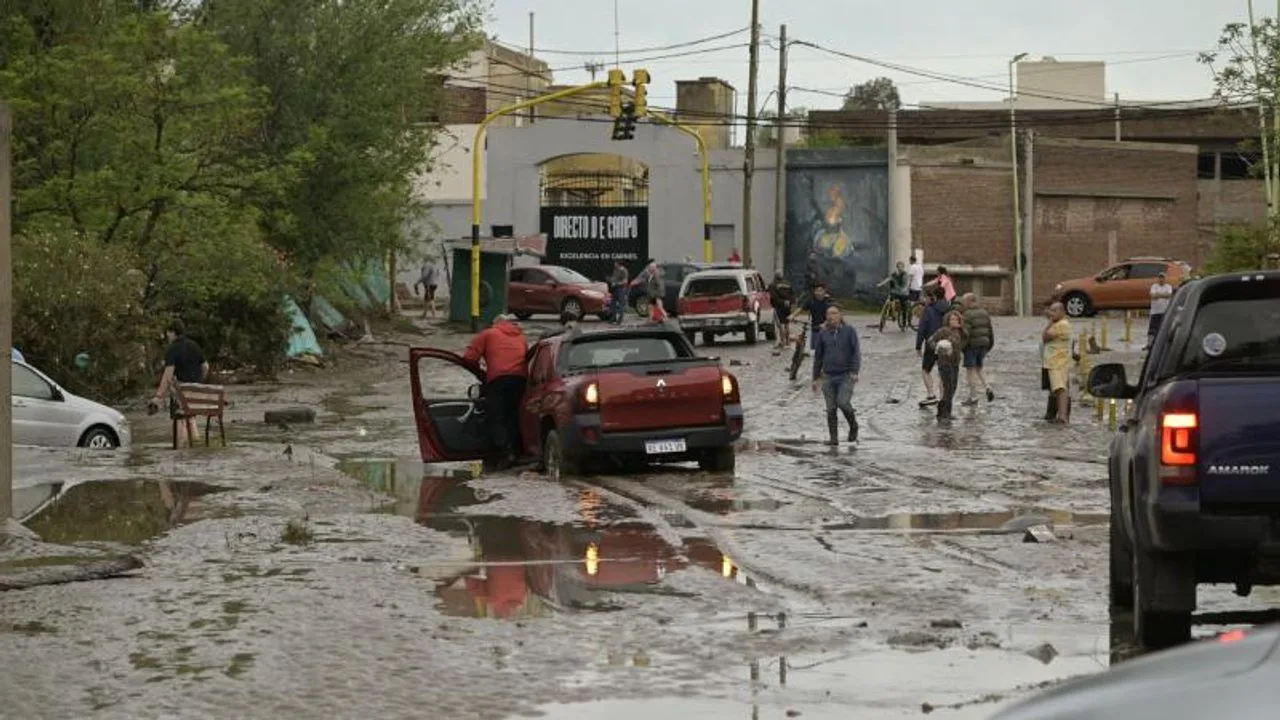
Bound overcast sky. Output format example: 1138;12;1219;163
486;0;1257;116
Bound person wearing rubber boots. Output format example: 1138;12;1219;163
811;305;861;446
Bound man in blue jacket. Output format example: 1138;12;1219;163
812;304;861;445
914;287;951;407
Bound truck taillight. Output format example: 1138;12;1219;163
1160;411;1198;481
580;382;599;410
720;373;739;403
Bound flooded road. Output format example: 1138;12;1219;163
2;314;1258;718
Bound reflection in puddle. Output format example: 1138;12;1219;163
337;459;752;620
13;482;64;521
684;490;784;515
23;480;228;545
828;508;1108;531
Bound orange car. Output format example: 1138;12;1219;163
1051;257;1192;318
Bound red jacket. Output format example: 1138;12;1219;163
463;320;528;381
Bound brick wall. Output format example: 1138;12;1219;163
905;138;1200;312
1198;178;1266;227
1030;139;1199;305
441;85;487;124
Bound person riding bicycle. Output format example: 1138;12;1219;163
876;261;911;328
790;283;834;357
768;271;794;348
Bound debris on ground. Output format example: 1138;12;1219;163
929;618;963;629
264;407;317;425
888;630;952;650
1023;525;1058;543
1026;642;1059;664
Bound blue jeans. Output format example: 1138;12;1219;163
810;327;820;350
820;374;856;414
610;286;628;322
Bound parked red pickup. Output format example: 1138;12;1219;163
409;325;743;477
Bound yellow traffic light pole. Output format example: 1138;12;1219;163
649;112;712;263
469;81;609;330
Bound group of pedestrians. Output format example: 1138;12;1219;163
913;287;995;420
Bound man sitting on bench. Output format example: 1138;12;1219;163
150;320;210;448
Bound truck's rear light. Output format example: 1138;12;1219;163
579;382;599;411
1160;411;1198;468
720;373;740;403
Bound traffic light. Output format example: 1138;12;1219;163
607;68;625;118
632;68;649;116
611;102;636;140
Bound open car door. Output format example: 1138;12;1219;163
409;348;489;462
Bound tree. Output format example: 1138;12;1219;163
1200;5;1280;220
196;0;485;289
842;77;901;111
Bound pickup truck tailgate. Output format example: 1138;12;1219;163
597;362;725;432
681;294;743;316
1197;378;1280;503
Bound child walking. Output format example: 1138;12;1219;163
927;311;968;421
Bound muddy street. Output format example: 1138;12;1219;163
3;314;1255;718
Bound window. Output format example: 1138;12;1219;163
509;268;528;283
545;266;591;285
1099;264;1131;281
1129;263;1167;279
1220;152;1261;180
1197;152;1217;180
12;363;55;401
566;336;689;369
685;277;742;297
1175;280;1280;373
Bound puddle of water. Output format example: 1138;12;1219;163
336;459;751;620
683;489;784;515
13;481;65;521
826;508;1108;532
23;480;229;545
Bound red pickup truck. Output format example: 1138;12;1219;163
409;325;743;477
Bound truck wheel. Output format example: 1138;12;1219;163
1132;549;1193;650
1109;520;1134;609
561;297;584;319
542;428;582;481
703;332;716;346
745;322;759;345
699;446;736;473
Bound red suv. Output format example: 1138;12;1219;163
508;265;610;320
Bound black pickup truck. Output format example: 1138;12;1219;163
1089;271;1280;650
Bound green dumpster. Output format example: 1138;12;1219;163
446;239;516;327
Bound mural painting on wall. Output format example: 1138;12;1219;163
784;161;889;302
539;206;649;283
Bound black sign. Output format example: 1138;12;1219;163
539;206;649;282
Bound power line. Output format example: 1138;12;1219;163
476;42;751;82
789;39;1210;109
490;27;749;57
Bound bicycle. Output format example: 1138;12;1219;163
787;319;811;381
878;295;911;332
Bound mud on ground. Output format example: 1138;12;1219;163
3;313;1267;719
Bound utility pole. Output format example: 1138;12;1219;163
772;24;788;276
1024;130;1036;311
1;103;12;522
1113;92;1120;141
1008;52;1027;315
528;12;535;124
741;0;761;267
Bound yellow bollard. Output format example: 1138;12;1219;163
1100;318;1110;350
1077;334;1093;403
1107;399;1118;430
1123;311;1132;344
1095;396;1104;420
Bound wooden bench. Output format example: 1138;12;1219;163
174;382;227;449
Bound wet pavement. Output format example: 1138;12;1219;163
1;313;1262;718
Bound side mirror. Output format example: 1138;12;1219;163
1087;363;1137;399
466;383;483;401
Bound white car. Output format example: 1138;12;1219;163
11;359;131;449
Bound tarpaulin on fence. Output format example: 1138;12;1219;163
283;296;323;358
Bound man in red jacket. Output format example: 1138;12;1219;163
463;314;529;468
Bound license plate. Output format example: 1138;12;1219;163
645;439;687;454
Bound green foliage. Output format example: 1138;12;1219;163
1;0;482;394
804;129;851;148
1204;223;1280;274
842;77;902;111
12;228;155;399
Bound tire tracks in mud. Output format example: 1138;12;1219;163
568;475;835;606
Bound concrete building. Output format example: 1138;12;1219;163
927;57;1108;110
401;40;552;294
675;77;738;150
